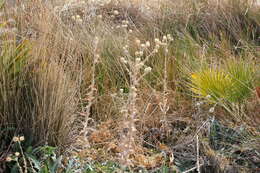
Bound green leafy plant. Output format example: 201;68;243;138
225;60;255;103
190;69;233;103
189;60;255;117
7;136;63;173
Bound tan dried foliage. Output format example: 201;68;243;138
133;153;164;169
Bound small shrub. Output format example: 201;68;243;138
189;60;256;117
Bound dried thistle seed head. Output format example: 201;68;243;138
145;41;150;47
113;10;119;15
144;67;152;73
19;136;25;141
155;38;160;43
136;58;141;62
120;57;127;64
12;137;19;142
209;107;215;113
128;29;133;33
167;34;173;41
135;39;141;45
76;19;83;23
163;35;167;41
15;152;20;157
130;86;137;91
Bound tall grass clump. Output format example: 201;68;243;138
0;3;79;148
0;40;78;147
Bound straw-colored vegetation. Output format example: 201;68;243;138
0;0;259;172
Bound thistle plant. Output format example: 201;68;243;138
159;35;173;130
118;35;173;167
80;36;100;137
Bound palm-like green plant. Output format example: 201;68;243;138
225;60;255;103
190;69;233;104
189;60;255;117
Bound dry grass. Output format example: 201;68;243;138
0;0;260;172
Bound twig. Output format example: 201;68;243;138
196;134;200;173
182;163;204;173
